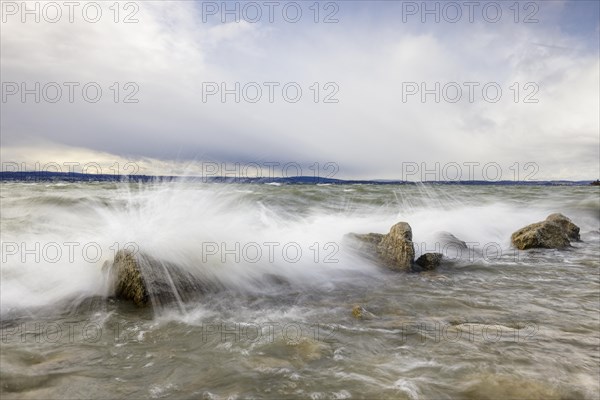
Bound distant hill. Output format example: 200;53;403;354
0;171;596;186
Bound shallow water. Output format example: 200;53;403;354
1;182;599;399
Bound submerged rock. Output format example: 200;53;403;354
352;304;376;320
511;213;580;250
414;253;443;271
461;373;568;400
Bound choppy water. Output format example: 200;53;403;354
1;181;599;399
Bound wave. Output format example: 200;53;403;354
1;181;598;314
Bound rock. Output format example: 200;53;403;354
351;233;385;246
426;231;468;261
377;222;415;272
348;222;448;272
434;231;468;250
352;304;363;319
414;253;443;271
108;249;209;307
112;250;148;306
511;222;569;250
352;305;376;320
545;213;580;241
511;213;581;250
344;232;384;261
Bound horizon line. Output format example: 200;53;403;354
1;171;599;186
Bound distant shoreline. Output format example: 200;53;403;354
1;171;598;186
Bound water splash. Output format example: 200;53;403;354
1;181;598;315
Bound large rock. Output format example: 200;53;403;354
378;222;415;272
511;213;580;250
107;250;209;307
545;213;580;241
112;250;148;306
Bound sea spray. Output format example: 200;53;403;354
1;181;598;315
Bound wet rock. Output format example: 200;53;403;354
414;253;443;271
107;250;209;307
344;232;384;261
430;231;468;262
347;222;450;272
511;222;569;250
378;222;415;272
434;231;468;250
511;213;580;250
351;232;385;246
112;250;148;306
352;305;376;320
545;213;580;241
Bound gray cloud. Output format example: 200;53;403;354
1;1;598;180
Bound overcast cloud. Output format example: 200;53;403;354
1;0;598;180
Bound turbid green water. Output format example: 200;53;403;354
1;182;599;399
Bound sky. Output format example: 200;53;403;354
1;0;599;180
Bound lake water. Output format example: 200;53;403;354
1;181;599;399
